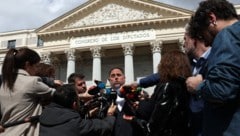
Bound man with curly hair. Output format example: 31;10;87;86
186;0;240;135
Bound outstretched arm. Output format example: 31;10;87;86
138;73;160;88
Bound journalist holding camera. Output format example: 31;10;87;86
39;84;116;136
68;73;100;118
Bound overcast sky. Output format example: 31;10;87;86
0;0;239;33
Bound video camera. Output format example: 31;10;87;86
79;80;117;119
88;80;117;103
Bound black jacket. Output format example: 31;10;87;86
137;78;190;136
40;103;115;136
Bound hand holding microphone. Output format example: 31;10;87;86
88;80;106;95
119;85;142;101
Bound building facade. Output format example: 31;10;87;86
1;0;239;92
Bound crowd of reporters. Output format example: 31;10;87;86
0;47;190;136
1;0;240;136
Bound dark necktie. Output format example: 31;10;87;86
195;57;206;69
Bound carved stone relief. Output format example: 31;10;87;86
65;3;162;28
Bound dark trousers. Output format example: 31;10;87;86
189;111;203;136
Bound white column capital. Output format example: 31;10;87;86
90;46;101;58
178;38;184;45
51;56;60;67
122;43;134;56
178;38;185;52
65;49;76;82
40;52;51;64
150;40;162;73
150;40;162;53
65;49;76;61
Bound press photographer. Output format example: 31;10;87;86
39;84;116;136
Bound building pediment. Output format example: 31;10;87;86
36;0;193;35
64;3;162;29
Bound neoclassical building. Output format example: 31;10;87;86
0;0;240;92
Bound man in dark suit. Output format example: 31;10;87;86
184;23;212;136
130;23;212;136
108;67;142;136
186;0;240;135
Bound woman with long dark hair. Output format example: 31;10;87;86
0;48;55;136
133;50;192;136
150;50;191;136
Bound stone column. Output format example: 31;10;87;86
151;40;162;73
122;43;134;84
90;47;101;81
51;56;60;79
178;38;185;53
65;49;75;80
41;52;51;64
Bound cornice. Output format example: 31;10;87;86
37;16;190;37
36;0;193;34
0;29;35;36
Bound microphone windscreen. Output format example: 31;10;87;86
88;86;100;95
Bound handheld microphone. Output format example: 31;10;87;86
105;88;117;103
119;86;142;101
88;80;106;95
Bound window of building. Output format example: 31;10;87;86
37;38;44;47
7;40;16;49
